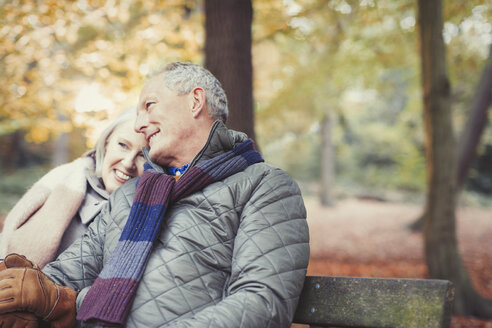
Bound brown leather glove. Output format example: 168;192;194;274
0;312;39;328
0;253;38;270
0;254;77;328
0;254;39;328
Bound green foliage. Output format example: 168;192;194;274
0;0;203;144
263;131;321;182
256;0;491;195
0;0;490;198
394;143;426;191
0;165;49;216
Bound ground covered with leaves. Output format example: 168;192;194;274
304;197;492;328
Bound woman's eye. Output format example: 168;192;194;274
118;142;128;149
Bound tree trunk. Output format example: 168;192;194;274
418;0;492;318
319;112;335;206
409;40;492;233
204;0;256;142
456;43;492;189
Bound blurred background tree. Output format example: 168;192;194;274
0;0;203;167
204;0;255;142
418;0;492;317
2;0;490;193
256;0;492;200
1;0;490;207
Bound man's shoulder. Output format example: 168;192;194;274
245;162;297;183
226;162;303;198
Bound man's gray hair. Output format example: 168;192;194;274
150;62;228;122
94;106;137;177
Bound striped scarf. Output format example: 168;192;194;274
77;139;263;326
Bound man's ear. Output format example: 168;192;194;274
190;87;206;118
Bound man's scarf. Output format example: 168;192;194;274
77;139;263;326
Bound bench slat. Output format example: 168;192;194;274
293;276;454;328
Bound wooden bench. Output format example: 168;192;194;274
293;276;454;328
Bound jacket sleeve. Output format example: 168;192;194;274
166;167;310;328
42;199;109;293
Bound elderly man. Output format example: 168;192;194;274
0;62;309;327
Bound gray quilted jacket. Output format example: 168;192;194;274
43;121;310;328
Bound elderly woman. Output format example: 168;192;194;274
0;108;148;268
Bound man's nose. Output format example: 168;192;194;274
135;112;148;133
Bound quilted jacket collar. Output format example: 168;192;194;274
142;120;249;175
